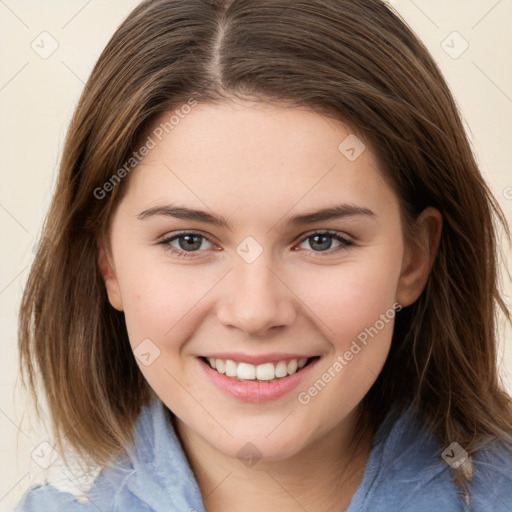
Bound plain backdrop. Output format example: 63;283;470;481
1;0;511;510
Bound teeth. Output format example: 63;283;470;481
237;362;256;380
205;357;312;381
256;363;275;381
225;359;238;377
287;359;298;374
275;361;288;378
215;359;226;374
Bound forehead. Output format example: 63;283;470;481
121;100;397;224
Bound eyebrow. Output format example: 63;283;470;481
287;204;375;225
138;206;232;228
137;203;375;229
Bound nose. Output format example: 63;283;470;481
216;256;297;337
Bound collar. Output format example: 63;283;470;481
121;395;207;512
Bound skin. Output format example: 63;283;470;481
99;99;442;511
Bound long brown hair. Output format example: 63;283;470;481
19;0;511;491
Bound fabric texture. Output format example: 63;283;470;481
15;397;512;511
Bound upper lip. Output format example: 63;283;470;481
199;353;318;365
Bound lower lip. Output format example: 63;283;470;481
198;357;319;403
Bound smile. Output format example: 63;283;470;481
198;354;321;402
202;356;318;382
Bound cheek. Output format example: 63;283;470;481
292;250;403;348
113;250;214;343
113;256;236;378
294;269;399;426
113;257;215;397
291;245;403;419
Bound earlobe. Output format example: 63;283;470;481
396;207;442;307
97;239;124;311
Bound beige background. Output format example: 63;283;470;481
1;0;511;509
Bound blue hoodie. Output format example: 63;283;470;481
15;397;512;511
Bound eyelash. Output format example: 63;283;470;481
158;230;354;259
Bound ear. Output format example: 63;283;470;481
396;207;442;307
97;239;124;311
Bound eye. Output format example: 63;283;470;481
296;231;353;253
157;230;353;259
158;232;216;257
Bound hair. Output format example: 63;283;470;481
19;0;511;496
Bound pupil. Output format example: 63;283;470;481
179;235;202;251
310;234;332;251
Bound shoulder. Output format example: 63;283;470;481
358;404;512;511
14;453;146;512
14;466;140;512
15;482;94;512
347;405;467;511
14;397;197;512
349;405;510;511
467;440;512;511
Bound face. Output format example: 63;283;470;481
99;99;437;462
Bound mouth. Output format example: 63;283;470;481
199;355;320;383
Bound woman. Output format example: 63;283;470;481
17;0;512;510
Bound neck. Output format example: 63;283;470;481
174;407;373;512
